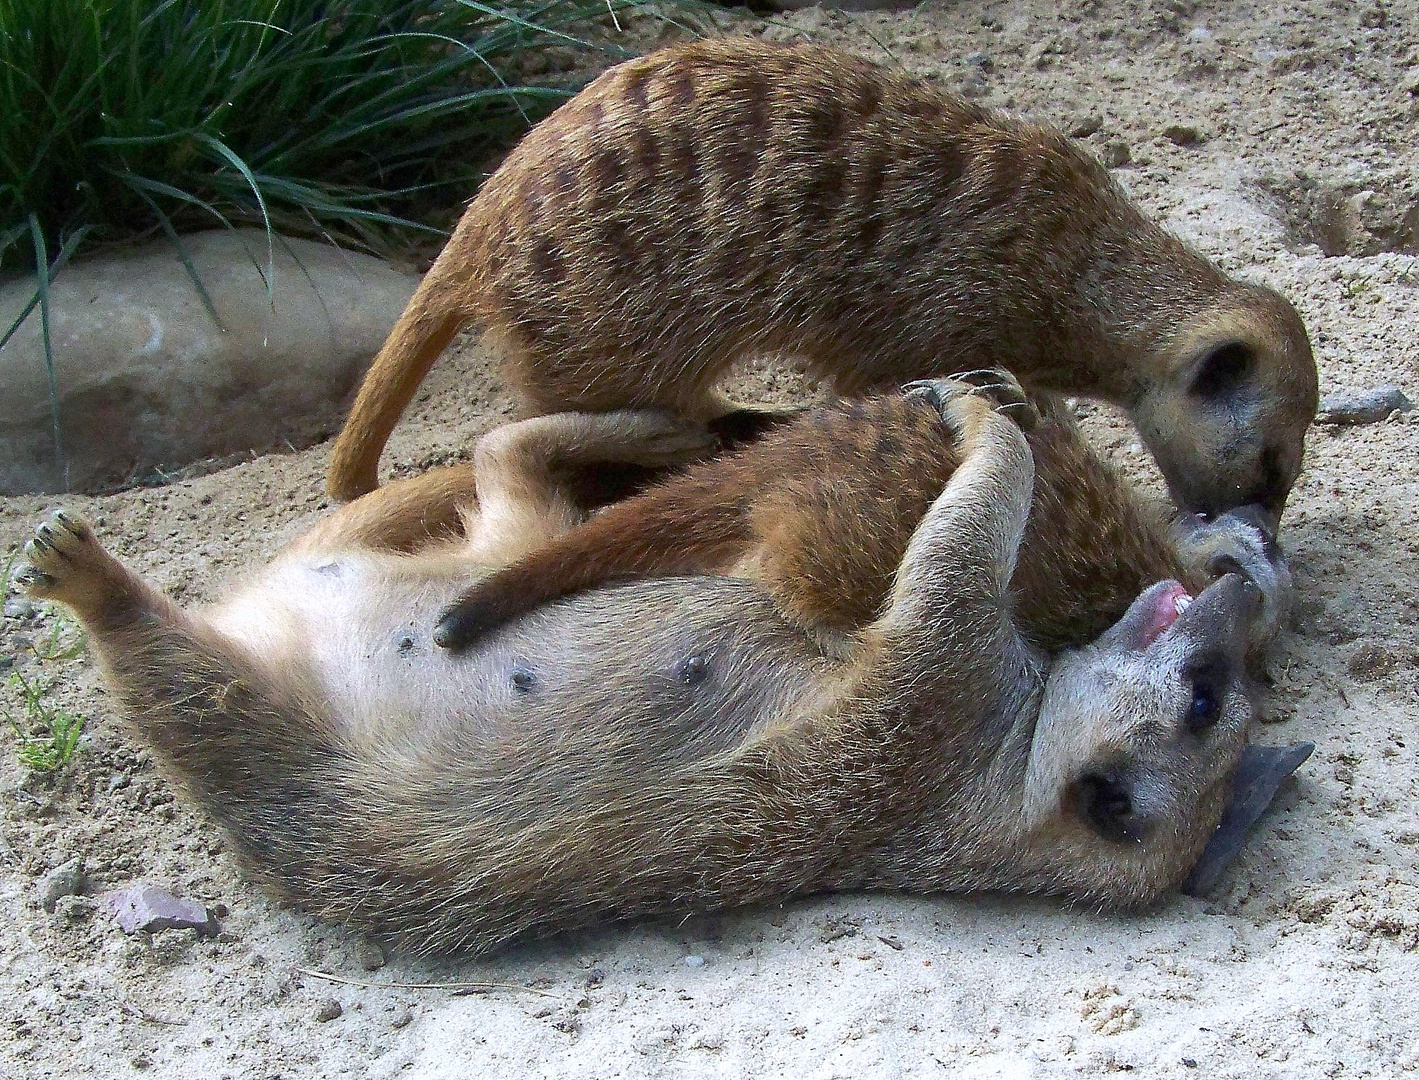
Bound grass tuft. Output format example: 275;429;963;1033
0;0;666;268
4;668;85;774
2;545;88;774
0;0;691;471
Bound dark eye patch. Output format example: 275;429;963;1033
1184;654;1232;734
1190;341;1254;400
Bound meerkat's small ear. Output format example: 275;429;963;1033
1181;741;1314;897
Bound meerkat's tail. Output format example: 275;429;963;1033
326;241;481;502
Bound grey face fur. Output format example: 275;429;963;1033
1026;574;1258;848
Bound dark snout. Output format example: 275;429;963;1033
1171;572;1260;653
1165;444;1296;531
1103;573;1259;655
1073;770;1153;844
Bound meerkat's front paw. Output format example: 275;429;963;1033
1175;509;1292;645
903;370;1038;433
14;511;107;605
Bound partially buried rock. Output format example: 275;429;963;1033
3;597;37;621
102;884;219;936
38;857;85;912
1316;385;1414;425
1070;114;1103;139
356;936;387;971
1101;139;1132;168
1162;123;1203;146
315;998;344;1023
0;229;417;494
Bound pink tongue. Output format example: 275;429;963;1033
1140;583;1192;647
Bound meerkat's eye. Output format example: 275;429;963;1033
1190;341;1254;400
1184;658;1229;734
1187;684;1219;732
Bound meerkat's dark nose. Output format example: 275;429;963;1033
1074;772;1151;844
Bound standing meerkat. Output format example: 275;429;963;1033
325;38;1319;523
18;378;1288;955
433;384;1287;655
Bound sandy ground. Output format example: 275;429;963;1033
3;0;1419;1076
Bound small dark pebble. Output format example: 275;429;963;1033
1182;1058;1199;1068
1317;385;1414;425
315;998;343;1023
1101;139;1132;168
38;857;84;912
357;937;387;971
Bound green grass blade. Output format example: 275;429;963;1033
1;0;686;282
0;224;90;353
193;132;275;305
25;214;62;482
129;185;225;330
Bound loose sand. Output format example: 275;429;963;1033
3;1;1418;1076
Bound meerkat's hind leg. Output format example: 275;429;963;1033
463;409;718;567
293;464;483;558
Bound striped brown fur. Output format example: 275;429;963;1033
327;38;1317;524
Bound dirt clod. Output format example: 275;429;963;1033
38;857;84;912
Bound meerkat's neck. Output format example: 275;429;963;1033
1061;197;1235;409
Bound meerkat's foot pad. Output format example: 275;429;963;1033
1181;741;1314;897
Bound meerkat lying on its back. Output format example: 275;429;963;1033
434;384;1288;656
20;377;1291;956
326;38;1318;524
